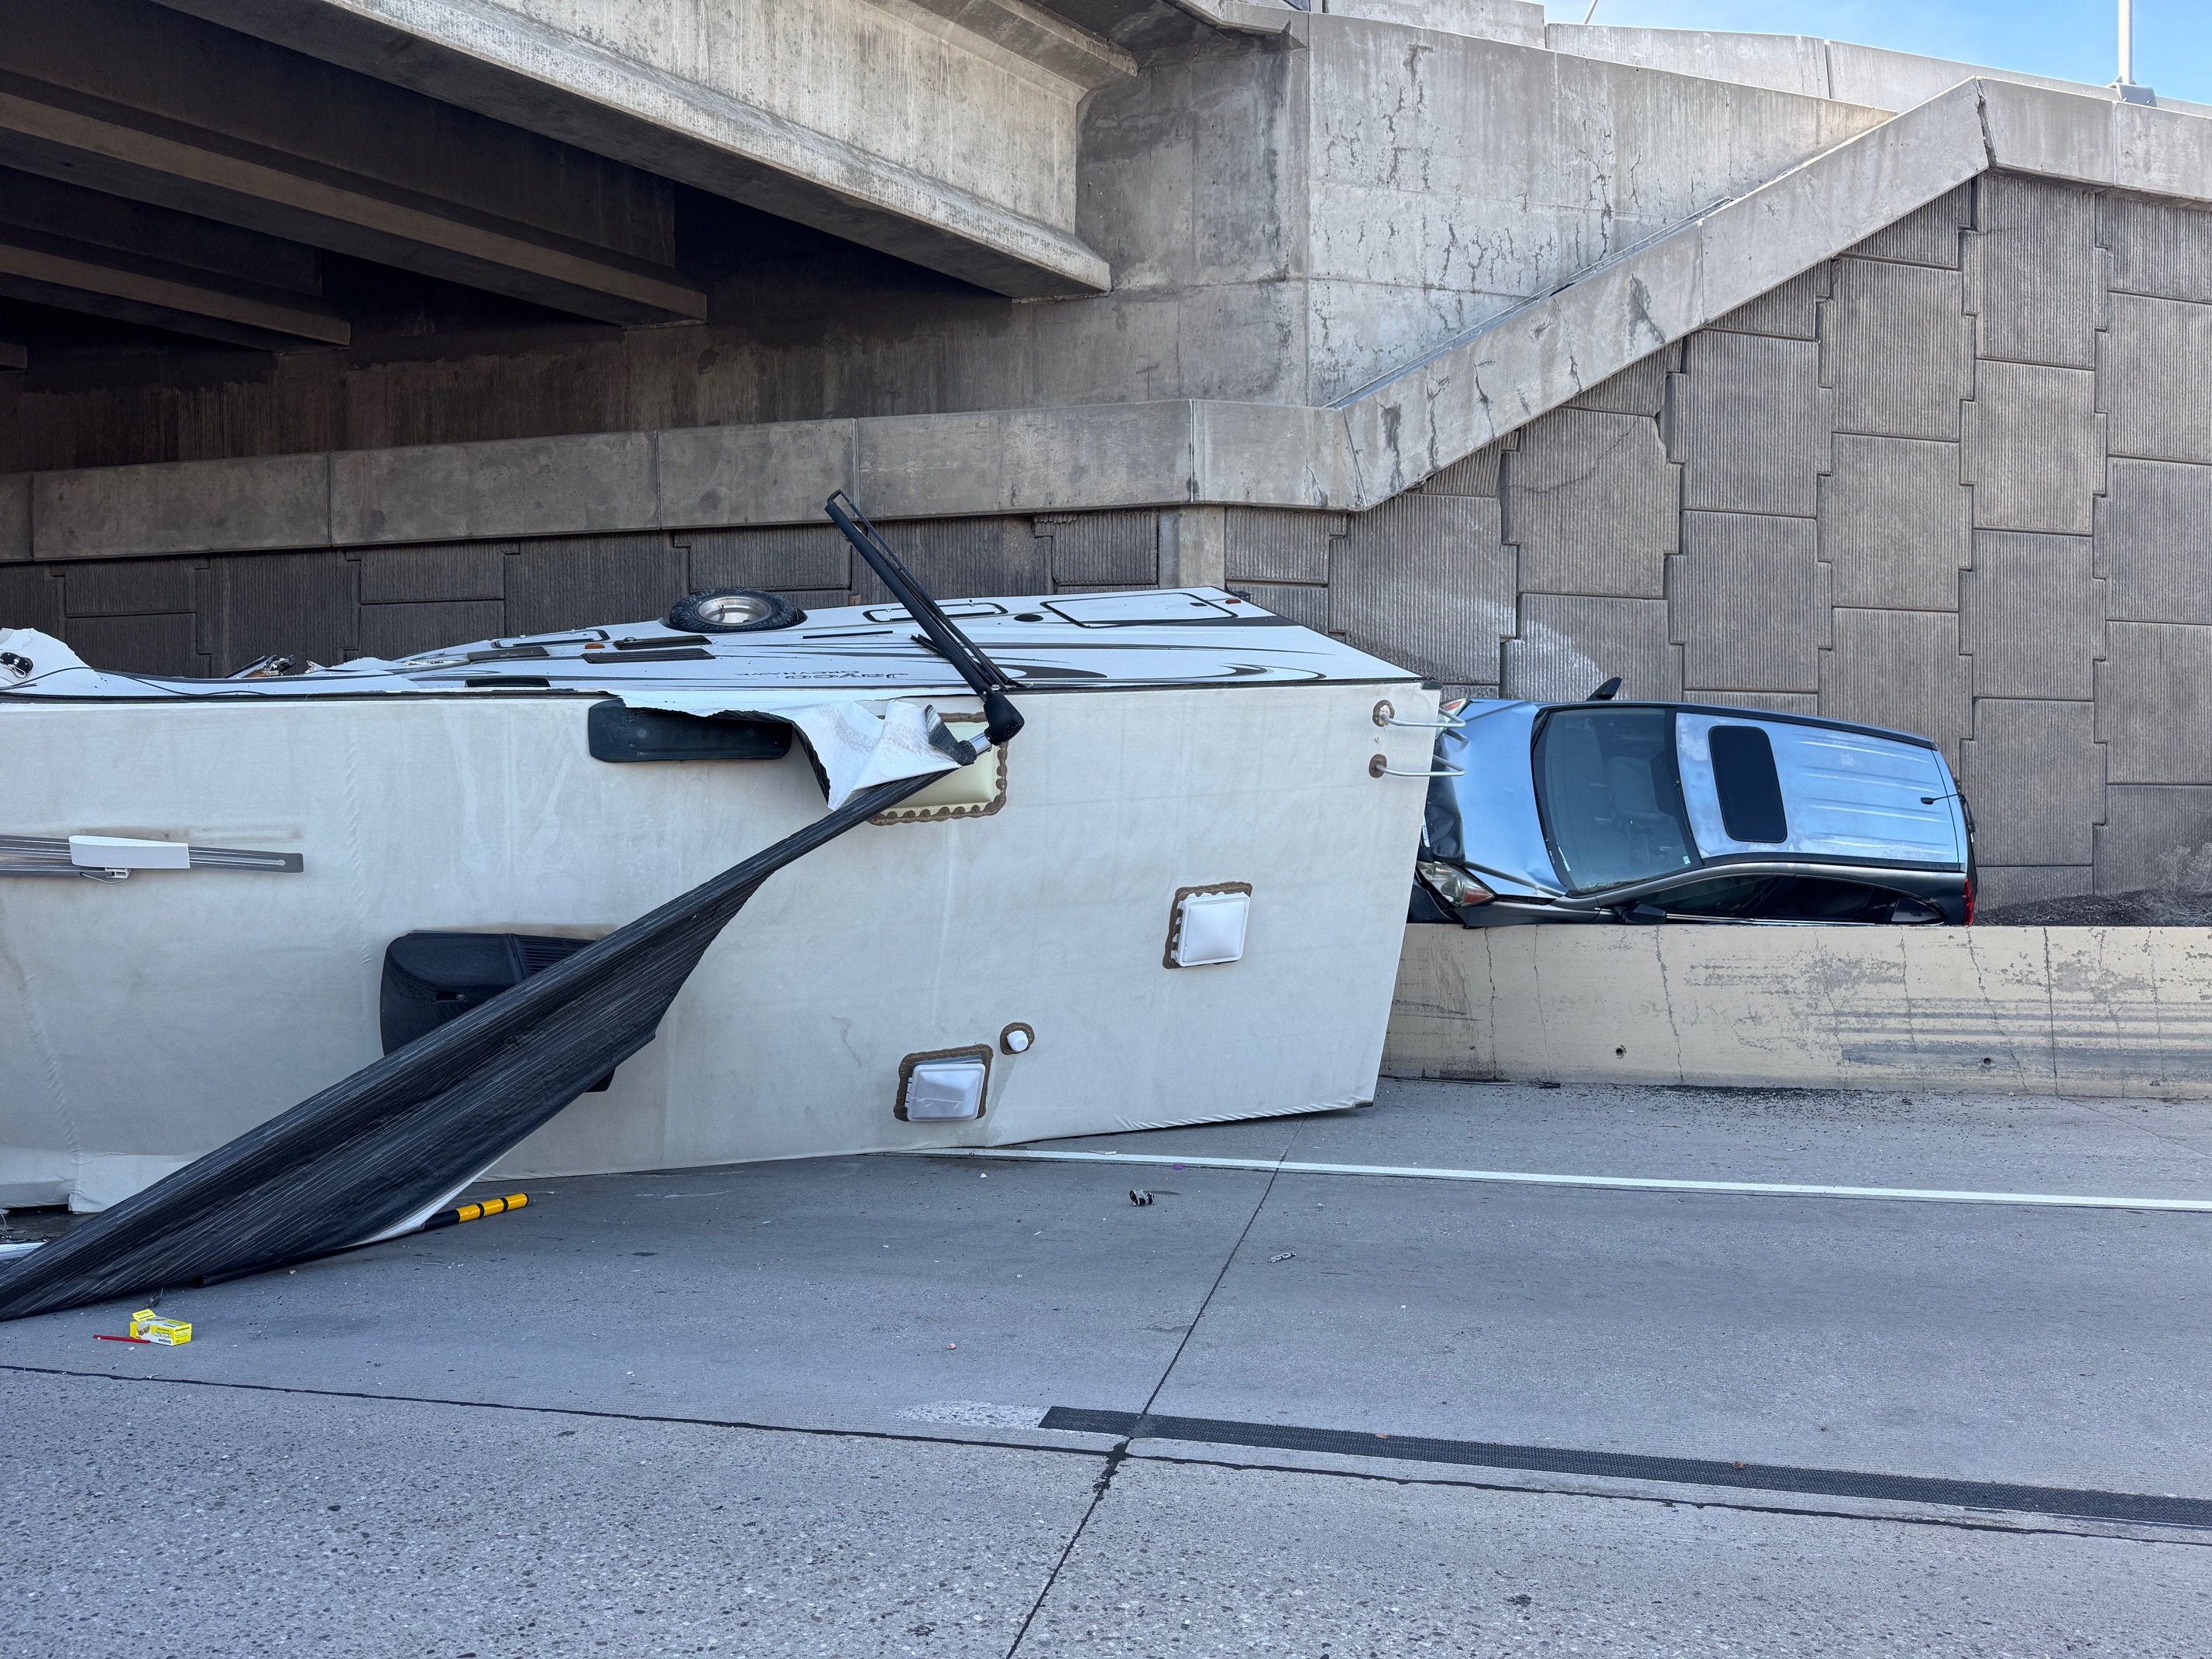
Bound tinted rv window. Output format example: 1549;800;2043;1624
1533;708;1698;893
1709;725;1788;843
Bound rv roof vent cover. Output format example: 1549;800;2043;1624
1166;884;1252;967
668;589;802;633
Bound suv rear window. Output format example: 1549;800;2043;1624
1534;708;1698;893
1708;724;1788;843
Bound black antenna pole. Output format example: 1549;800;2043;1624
824;492;1025;754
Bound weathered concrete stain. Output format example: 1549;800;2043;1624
1386;924;2212;1098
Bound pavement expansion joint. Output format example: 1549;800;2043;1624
1037;1407;2212;1533
1116;1445;2212;1549
1001;1132;1295;1657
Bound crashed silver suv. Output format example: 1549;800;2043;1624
1413;698;1976;926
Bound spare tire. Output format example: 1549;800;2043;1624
667;588;803;634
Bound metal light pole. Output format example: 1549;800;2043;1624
2114;0;2156;105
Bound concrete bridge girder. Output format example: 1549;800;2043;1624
152;0;1142;298
0;0;706;333
0;166;355;350
0;83;706;329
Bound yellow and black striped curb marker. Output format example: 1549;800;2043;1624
421;1193;529;1232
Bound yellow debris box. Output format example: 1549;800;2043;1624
130;1309;191;1345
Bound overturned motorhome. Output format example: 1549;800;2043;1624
1;510;1437;1265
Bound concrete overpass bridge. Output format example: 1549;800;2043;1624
4;0;2212;905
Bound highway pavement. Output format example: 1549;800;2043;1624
6;1079;2211;1656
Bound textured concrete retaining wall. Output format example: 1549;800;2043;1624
1385;923;2212;1099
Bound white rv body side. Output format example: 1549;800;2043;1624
2;674;1434;1210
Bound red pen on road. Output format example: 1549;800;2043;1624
94;1334;152;1344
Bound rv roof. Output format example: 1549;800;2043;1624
1;589;1418;701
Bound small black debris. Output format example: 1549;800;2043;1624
1128;1189;1153;1206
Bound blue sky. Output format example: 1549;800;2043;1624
1548;2;2211;105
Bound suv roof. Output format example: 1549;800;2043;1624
1527;699;1940;753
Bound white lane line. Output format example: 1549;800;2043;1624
912;1148;2212;1212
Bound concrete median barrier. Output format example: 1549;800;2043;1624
1386;925;2212;1098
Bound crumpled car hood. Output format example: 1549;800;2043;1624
1424;700;1563;898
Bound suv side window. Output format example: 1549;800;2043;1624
1749;878;1947;923
1637;874;1773;917
1632;875;1948;924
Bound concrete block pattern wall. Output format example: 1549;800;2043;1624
1232;170;2200;908
1333;170;2203;910
10;173;2211;907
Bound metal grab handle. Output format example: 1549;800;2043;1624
1369;699;1463;732
1369;757;1465;779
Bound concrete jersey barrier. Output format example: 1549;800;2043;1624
1386;924;2212;1099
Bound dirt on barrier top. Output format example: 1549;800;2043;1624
1977;889;2212;927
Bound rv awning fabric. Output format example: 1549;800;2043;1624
0;771;935;1322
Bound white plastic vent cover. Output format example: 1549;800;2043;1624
903;1057;989;1120
1170;889;1251;967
